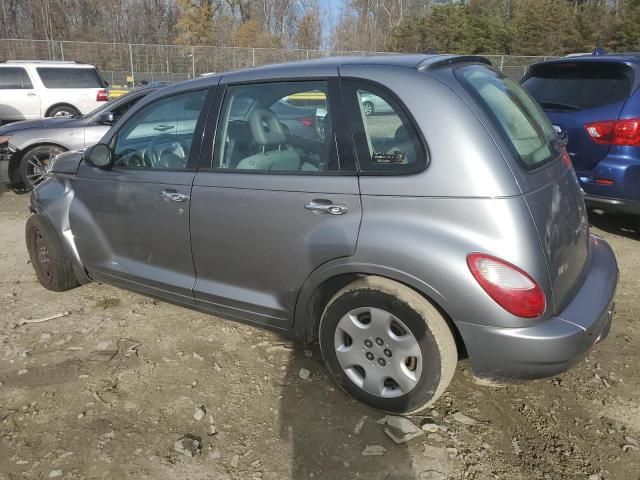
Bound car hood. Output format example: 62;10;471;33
48;149;85;175
0;117;84;135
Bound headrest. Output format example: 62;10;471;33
395;125;409;143
249;108;286;145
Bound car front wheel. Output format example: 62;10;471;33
319;276;457;413
26;214;79;292
19;145;65;190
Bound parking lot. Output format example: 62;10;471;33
0;189;638;480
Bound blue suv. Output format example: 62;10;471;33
522;54;640;214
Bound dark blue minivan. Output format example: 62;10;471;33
522;54;640;214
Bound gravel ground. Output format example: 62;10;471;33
1;189;639;480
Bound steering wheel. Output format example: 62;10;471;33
145;133;186;167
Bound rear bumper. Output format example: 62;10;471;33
584;194;640;215
458;235;618;381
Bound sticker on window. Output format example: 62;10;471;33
372;151;406;164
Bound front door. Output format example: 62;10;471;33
190;79;361;327
70;88;210;304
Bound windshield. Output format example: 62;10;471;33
458;64;559;170
522;62;634;111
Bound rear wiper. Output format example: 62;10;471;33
539;101;580;112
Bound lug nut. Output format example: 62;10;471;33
375;338;384;346
366;352;374;361
384;349;392;358
378;358;386;367
364;339;373;348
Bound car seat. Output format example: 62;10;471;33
236;108;301;171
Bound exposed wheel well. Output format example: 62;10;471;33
305;273;468;358
45;103;79;117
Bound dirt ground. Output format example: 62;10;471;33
1;189;639;480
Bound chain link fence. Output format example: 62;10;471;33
0;38;558;85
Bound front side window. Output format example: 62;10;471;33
112;90;206;170
213;81;339;173
0;67;32;89
343;80;425;174
459;65;558;170
36;67;104;88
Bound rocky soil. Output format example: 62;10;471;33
1;190;639;480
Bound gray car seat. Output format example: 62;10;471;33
386;125;415;164
236;108;301;171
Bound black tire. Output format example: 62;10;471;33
47;105;80;118
319;276;457;413
363;101;375;116
19;145;65;190
26;214;79;292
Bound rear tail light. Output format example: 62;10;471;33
594;178;614;186
96;89;109;102
296;117;315;127
467;253;546;318
585;119;640;146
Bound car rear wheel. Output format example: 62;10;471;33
319;276;457;413
47;105;80;118
26;215;79;292
363;101;374;116
19;145;65;190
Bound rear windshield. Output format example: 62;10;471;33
36;67;104;89
458;65;558;171
522;62;633;111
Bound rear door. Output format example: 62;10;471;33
522;61;635;173
459;65;590;313
0;67;40;120
190;77;361;327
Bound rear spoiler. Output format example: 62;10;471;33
418;55;492;71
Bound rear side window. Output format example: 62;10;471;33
459;65;558;171
36;67;103;88
342;80;426;174
522;62;633;111
0;67;33;89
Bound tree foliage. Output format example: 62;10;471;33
383;0;640;55
1;0;639;54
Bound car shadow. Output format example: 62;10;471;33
279;344;424;480
588;210;640;240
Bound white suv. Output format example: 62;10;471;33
0;61;108;122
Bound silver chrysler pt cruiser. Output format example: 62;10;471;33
26;55;618;413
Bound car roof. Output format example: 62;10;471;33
155;54;491;96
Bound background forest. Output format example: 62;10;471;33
0;0;639;54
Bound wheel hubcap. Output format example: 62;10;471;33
334;307;422;398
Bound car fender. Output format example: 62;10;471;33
30;176;92;284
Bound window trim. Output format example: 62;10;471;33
200;78;357;176
107;87;212;173
0;66;33;90
340;77;429;176
454;64;562;174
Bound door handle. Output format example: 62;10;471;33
154;125;175;132
161;190;189;202
27;92;37;97
304;199;348;215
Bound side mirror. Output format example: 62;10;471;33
85;144;112;169
98;112;115;125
